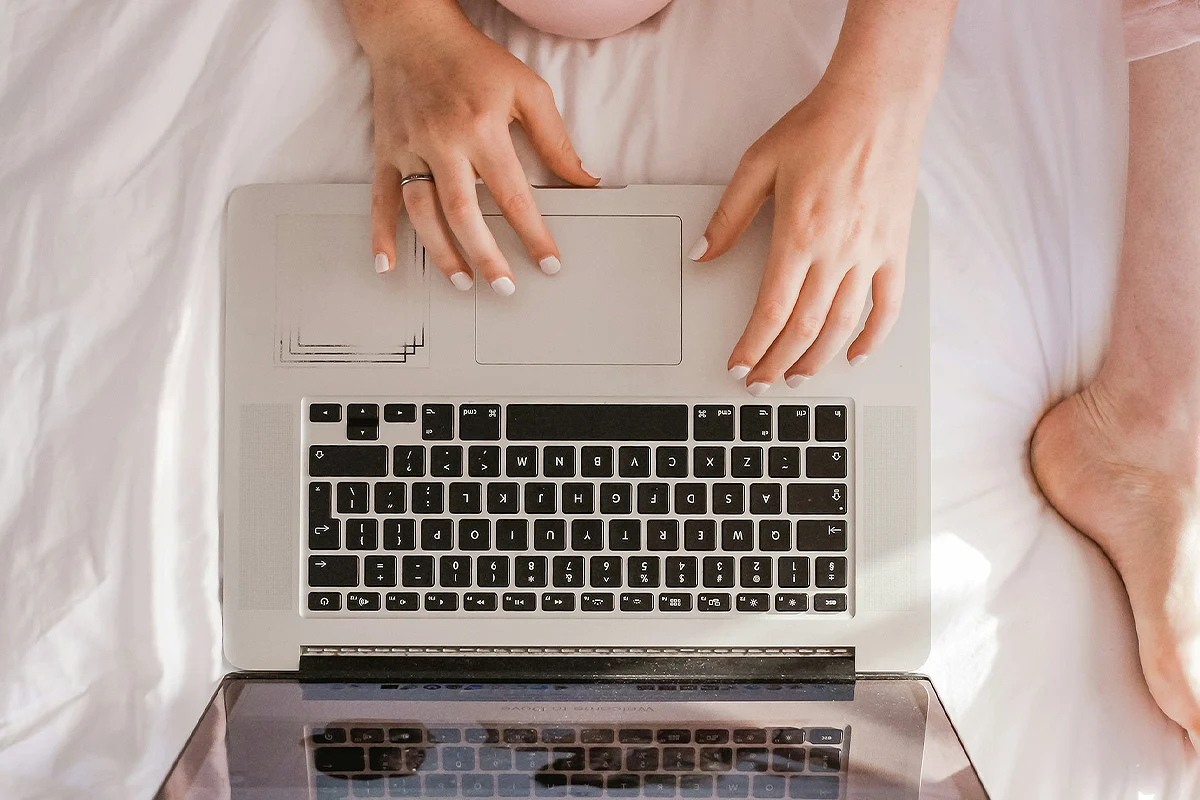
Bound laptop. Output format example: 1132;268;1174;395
154;184;989;797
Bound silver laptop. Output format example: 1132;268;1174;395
163;183;983;797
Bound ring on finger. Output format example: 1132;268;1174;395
400;172;435;188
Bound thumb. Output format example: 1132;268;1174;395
515;78;599;187
689;150;774;262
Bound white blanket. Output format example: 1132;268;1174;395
2;0;1198;796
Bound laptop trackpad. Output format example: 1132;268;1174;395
475;215;682;366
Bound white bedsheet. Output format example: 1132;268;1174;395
2;0;1198;796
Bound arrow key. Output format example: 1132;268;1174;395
806;447;848;479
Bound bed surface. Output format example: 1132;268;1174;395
2;0;1198;796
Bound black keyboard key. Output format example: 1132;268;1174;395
393;445;425;477
628;556;660;589
736;592;770;612
421;519;453;549
794;520;848;551
467;728;501;744
309;481;333;518
581;592;615;611
309;445;387;478
477;555;510;587
347;403;379;423
431;446;463;477
562;483;595;514
659;592;693;612
461;774;494;797
733;729;767;745
693;405;735;441
809;729;842;745
698;592;732;611
485;482;519;514
309;555;357;587
771;748;806;773
702;556;736;588
618;446;651;478
771;728;805;745
383;403;416;423
607;774;640;795
655;446;689;478
383;519;415;550
506;446;538;477
347;519;378;550
625;747;659;770
503;592;537;611
647;521;680;551
684;520;716;551
609;520;641;550
620;592;653;611
552;555;585;587
516;556;549;587
426;775;457;795
542;592;575;611
693;446;726;478
346;591;381;611
813;593;847;612
525;483;557;514
774;593;808;612
806;447;847;479
309;517;340;550
731;447;763;478
314;746;365;772
364;555;397;587
385;592;419;611
740;557;772;588
712;484;744;515
534;519;566;550
740;406;772;442
571;519;604;551
449;482;482;514
310;403;341;423
787;484;846;515
767;446;801;478
544;446;576;477
552;745;585;769
695;730;728;745
459;518;490;550
506;404;688;441
750;484;783;516
588;744;621;768
582;730;616;745
776;406;810;442
814;405;847;442
581;446;614;477
758;519;789;549
644;775;676;797
814;557;848;588
422;404;454;440
468;445;502;477
388;727;422;744
308;591;341;611
541;728;576;745
680;775;714;798
674;484;707;515
464;592;498;611
753;775;787;798
637;483;670;515
374;482;406;514
424;592;459;611
665;556;697;588
789;776;841;799
699;747;733;771
497;520;528;550
459;404;501;441
346;423;378;440
337;481;369;514
411;483;444;514
401;555;435;587
590;556;623;588
720;520;754;551
809;748;841;772
312;727;347;744
600;483;633;514
778;557;810;588
440;555;472;587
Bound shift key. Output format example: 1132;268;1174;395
787;484;847;515
309;445;387;477
309;555;359;587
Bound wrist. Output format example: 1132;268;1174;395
344;0;472;65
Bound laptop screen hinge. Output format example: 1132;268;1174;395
298;646;855;684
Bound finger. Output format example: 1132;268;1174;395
474;138;561;275
401;176;473;291
847;262;906;363
784;268;871;384
371;162;403;274
515;78;598;187
688;146;774;263
745;263;844;392
428;155;516;295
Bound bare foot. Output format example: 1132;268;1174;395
1031;383;1200;744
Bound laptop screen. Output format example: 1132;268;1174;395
155;677;988;799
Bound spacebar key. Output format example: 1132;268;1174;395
309;445;387;477
506;404;688;441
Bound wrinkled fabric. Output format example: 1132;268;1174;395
2;0;1199;797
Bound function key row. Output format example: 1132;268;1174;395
308;589;849;613
311;726;843;747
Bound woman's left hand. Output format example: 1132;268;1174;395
690;79;925;393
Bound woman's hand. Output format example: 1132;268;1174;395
346;0;596;294
691;80;923;392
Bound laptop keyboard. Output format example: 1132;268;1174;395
308;723;848;798
304;400;853;616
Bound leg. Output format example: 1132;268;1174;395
1032;41;1200;742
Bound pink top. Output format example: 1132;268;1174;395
494;0;673;39
1124;0;1200;59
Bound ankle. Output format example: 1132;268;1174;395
1086;374;1200;475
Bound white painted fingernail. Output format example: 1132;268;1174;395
785;374;809;389
687;236;709;262
850;354;868;367
491;276;516;296
747;382;770;397
539;255;561;276
450;271;473;292
728;365;750;380
374;253;390;273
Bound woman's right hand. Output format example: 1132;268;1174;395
347;0;597;293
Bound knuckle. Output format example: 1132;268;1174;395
829;309;859;331
711;203;735;234
496;189;534;218
442;192;475;225
790;315;824;342
756;298;794;329
403;188;436;216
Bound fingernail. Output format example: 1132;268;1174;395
539;255;562;276
687;236;709;262
374;253;390;273
728;365;750;380
850;354;868;367
582;163;599;182
491;276;516;296
747;381;770;397
785;374;809;389
450;271;473;292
